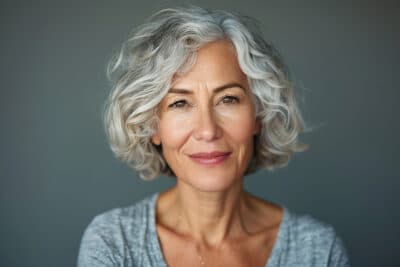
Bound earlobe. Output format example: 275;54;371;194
151;134;161;146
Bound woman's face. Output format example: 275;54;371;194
152;40;260;192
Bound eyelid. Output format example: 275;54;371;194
165;92;242;109
167;99;189;109
218;94;240;104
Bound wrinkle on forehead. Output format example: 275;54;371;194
171;40;248;92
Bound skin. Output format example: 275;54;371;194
152;40;283;267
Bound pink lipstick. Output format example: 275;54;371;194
188;151;231;166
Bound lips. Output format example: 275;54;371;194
188;151;231;165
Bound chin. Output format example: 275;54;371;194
179;171;243;193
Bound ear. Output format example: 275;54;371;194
253;119;261;135
151;132;161;146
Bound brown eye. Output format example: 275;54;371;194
168;100;188;109
220;95;239;105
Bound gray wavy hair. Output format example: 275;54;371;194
104;6;307;180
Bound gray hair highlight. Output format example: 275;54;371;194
104;6;307;180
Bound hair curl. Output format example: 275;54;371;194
104;6;307;180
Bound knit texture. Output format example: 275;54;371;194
78;193;350;266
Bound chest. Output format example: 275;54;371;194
157;226;278;267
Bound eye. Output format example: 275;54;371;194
219;95;240;105
168;99;188;109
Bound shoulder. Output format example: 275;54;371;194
77;194;157;267
84;194;154;233
280;209;350;266
287;210;335;242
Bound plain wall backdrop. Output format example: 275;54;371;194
1;0;399;266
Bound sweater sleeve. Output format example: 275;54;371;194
77;215;122;267
328;233;351;267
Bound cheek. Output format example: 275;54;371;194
229;124;256;151
158;114;192;149
218;109;257;142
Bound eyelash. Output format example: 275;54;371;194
167;95;240;109
220;95;240;104
168;100;188;109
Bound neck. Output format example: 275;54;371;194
169;181;250;247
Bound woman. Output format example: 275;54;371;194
78;6;350;267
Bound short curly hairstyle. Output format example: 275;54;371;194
104;6;307;180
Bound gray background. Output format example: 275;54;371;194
1;0;399;266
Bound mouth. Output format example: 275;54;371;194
188;151;232;166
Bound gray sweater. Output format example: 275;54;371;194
78;193;350;266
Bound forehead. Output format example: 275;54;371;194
172;40;248;89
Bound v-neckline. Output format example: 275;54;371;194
147;193;289;267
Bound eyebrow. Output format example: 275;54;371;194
168;82;246;94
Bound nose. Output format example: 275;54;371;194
193;105;222;142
